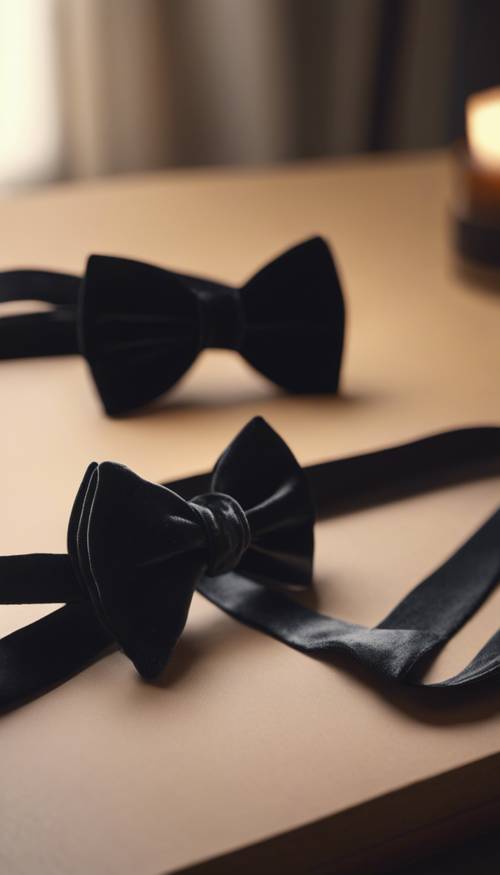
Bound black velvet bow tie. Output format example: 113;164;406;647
2;422;500;711
64;417;313;678
0;237;345;415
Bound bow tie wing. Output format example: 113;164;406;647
68;461;207;678
240;237;345;394
210;417;315;589
79;255;201;416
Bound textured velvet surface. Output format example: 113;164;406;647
0;237;345;415
0;420;499;711
0;418;314;697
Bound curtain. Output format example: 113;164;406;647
0;0;468;188
0;0;61;188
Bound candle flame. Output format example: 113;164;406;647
467;87;500;171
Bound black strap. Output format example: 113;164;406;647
198;509;500;687
0;270;80;358
0;554;80;604
1;426;500;709
0;603;113;709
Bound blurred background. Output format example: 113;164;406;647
1;0;500;191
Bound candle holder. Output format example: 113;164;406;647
454;145;500;268
454;88;500;276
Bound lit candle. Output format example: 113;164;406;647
467;87;500;173
455;87;500;266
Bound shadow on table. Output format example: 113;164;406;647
152;595;500;729
124;384;377;420
455;258;500;299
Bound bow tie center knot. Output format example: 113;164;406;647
190;492;250;576
198;287;244;350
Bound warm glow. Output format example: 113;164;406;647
467;87;500;171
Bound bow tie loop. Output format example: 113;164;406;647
65;416;314;678
197;287;244;350
190;492;251;575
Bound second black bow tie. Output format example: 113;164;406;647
0;417;314;681
0;237;345;415
2;422;500;710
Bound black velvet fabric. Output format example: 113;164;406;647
1;418;500;711
0;237;345;415
65;418;313;679
0;270;79;357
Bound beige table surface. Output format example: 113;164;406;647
0;152;499;875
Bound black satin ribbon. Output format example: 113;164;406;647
0;270;79;357
0;237;345;415
1;423;500;711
